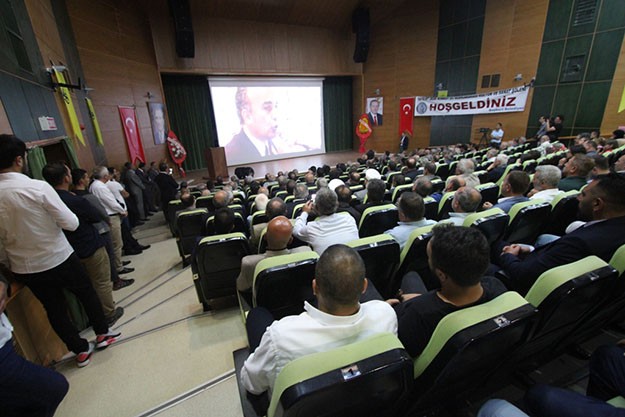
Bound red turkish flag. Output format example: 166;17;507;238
118;106;146;164
399;97;415;136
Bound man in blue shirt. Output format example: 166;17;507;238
385;192;436;250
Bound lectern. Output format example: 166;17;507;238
204;147;228;179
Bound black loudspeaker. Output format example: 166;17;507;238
169;0;195;58
352;8;370;63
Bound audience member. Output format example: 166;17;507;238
559;154;594;191
240;244;397;395
154;162;179;220
0;135;119;367
615;155;625;173
385;192;436;250
293;187;359;255
456;159;480;188
404;158;419;181
590;154;610;178
237;216;312;302
335;185;361;224
250;198;287;249
527;165;563;203
445;187;482;225
483;171;530;213
354;168;381;201
213;207;236;235
421;162;440;181
414;177;433;198
391;224;506;357
356;178;387;213
486;154;509;183
496;173;625;293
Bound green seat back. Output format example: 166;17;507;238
462;208;509;246
358;204;398;238
347;234;401;299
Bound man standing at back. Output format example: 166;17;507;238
0;134;119;367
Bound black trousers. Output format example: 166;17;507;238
13;254;109;353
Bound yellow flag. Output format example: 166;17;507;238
619;83;625;113
52;68;85;145
85;98;104;145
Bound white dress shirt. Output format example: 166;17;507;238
0;172;77;273
385;218;437;250
530;188;563;204
293;212;359;255
106;180;127;209
0;313;13;350
90;179;125;215
445;212;470;226
240;300;397;394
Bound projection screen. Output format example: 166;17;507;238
208;77;326;166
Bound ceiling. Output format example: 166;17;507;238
188;0;408;31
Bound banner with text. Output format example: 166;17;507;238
414;86;530;116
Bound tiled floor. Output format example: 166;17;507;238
54;214;247;417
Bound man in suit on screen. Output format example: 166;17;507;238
226;87;279;164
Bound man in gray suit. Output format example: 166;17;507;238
123;162;146;222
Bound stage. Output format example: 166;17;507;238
184;150;362;184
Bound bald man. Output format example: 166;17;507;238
236;216;312;303
212;190;231;210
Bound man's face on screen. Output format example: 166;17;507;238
243;88;278;141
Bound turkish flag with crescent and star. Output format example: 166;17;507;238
118;106;146;164
399;97;415;136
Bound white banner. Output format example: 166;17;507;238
414;86;530;116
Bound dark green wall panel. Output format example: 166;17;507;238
535;41;565;86
575;82;611;127
598;0;625;31
586;29;625;81
543;0;574;42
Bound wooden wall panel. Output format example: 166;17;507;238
471;0;550;143
601;32;625;133
67;0;168;169
361;1;439;151
149;0;361;76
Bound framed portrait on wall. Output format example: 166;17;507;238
366;97;383;126
148;102;168;145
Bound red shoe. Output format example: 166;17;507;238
76;342;95;367
96;330;121;350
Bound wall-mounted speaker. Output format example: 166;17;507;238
169;0;195;58
352;8;370;63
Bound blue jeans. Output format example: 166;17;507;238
0;341;69;417
525;345;625;417
478;399;529;417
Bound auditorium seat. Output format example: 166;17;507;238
391;184;413;203
358;204;398;238
174;208;208;262
196;195;215;211
291;203;306;219
349;184;364;193
249;251;319;320
166;199;184;236
514;256;617;368
522;159;537;173
192;232;250;311
401;292;536;415
476;182;500;205
347;234;400;299
431;179;445;193
503;200;551;244
435;163;449;181
205;212;247;236
437;192;455;220
251;211;269;226
423;196;438;220
543;190;579;236
462;208;509;246
391;225;436;295
233;333;412;417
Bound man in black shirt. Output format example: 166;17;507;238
43;163;124;326
391;224;506;357
547;114;564;141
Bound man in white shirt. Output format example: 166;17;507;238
527;165;563;203
385;192;436;250
490;122;504;148
0;135;120;367
293;187;359;255
90;166;127;275
240;244;397;396
0;271;69;415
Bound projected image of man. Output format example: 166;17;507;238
226;87;279;163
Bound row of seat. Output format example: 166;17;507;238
233;248;625;416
